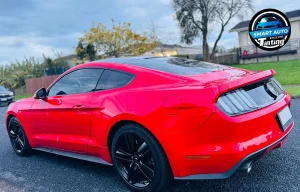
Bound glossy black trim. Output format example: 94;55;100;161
46;67;104;96
93;69;135;92
175;126;293;180
34;147;112;166
217;77;285;117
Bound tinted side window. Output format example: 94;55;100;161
96;70;133;90
48;68;104;96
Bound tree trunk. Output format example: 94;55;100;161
202;31;210;62
211;26;225;60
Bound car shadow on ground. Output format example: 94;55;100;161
29;148;295;192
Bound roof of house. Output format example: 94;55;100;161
230;9;300;32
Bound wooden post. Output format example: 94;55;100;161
256;47;258;63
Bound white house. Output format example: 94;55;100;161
230;9;300;64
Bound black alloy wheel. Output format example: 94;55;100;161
8;117;32;156
115;132;155;188
112;124;172;192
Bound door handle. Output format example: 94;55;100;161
73;105;88;111
73;105;86;109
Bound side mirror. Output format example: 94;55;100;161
34;88;47;100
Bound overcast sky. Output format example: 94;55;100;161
0;0;299;65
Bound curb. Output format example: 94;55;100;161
291;95;300;99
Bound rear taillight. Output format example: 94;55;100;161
216;77;284;116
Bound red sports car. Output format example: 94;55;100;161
6;57;293;191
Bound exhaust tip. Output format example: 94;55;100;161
239;161;253;173
246;166;252;173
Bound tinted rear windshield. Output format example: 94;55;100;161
123;57;226;75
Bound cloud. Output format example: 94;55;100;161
0;33;81;65
160;0;172;4
0;0;299;66
255;0;300;12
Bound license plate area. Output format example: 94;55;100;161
276;106;293;132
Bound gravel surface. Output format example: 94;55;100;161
0;100;299;192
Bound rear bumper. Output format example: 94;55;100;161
175;127;292;180
161;93;293;179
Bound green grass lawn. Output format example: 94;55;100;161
231;60;300;85
15;94;32;101
285;87;300;97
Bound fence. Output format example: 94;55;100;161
14;86;27;95
211;52;239;65
239;38;300;63
25;75;60;94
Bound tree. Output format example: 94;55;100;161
0;54;70;90
43;54;69;69
80;20;158;58
75;40;97;63
228;46;238;53
215;45;226;53
211;0;254;59
85;44;97;61
172;0;254;61
0;57;41;89
75;40;86;60
149;22;180;56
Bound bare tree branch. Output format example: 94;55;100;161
172;0;254;62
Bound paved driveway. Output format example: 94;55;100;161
0;100;300;192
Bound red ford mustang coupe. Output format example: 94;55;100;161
6;57;293;191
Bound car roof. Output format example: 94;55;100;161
92;57;226;76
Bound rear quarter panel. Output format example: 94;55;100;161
89;76;217;167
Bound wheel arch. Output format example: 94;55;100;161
6;114;16;130
107;120;174;177
107;120;147;154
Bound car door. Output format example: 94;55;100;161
88;69;135;155
30;68;104;153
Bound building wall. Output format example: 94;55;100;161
238;31;253;48
238;20;300;48
290;21;300;39
177;48;202;55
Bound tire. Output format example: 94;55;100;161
8;117;33;156
111;124;173;192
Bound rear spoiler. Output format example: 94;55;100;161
213;69;276;100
